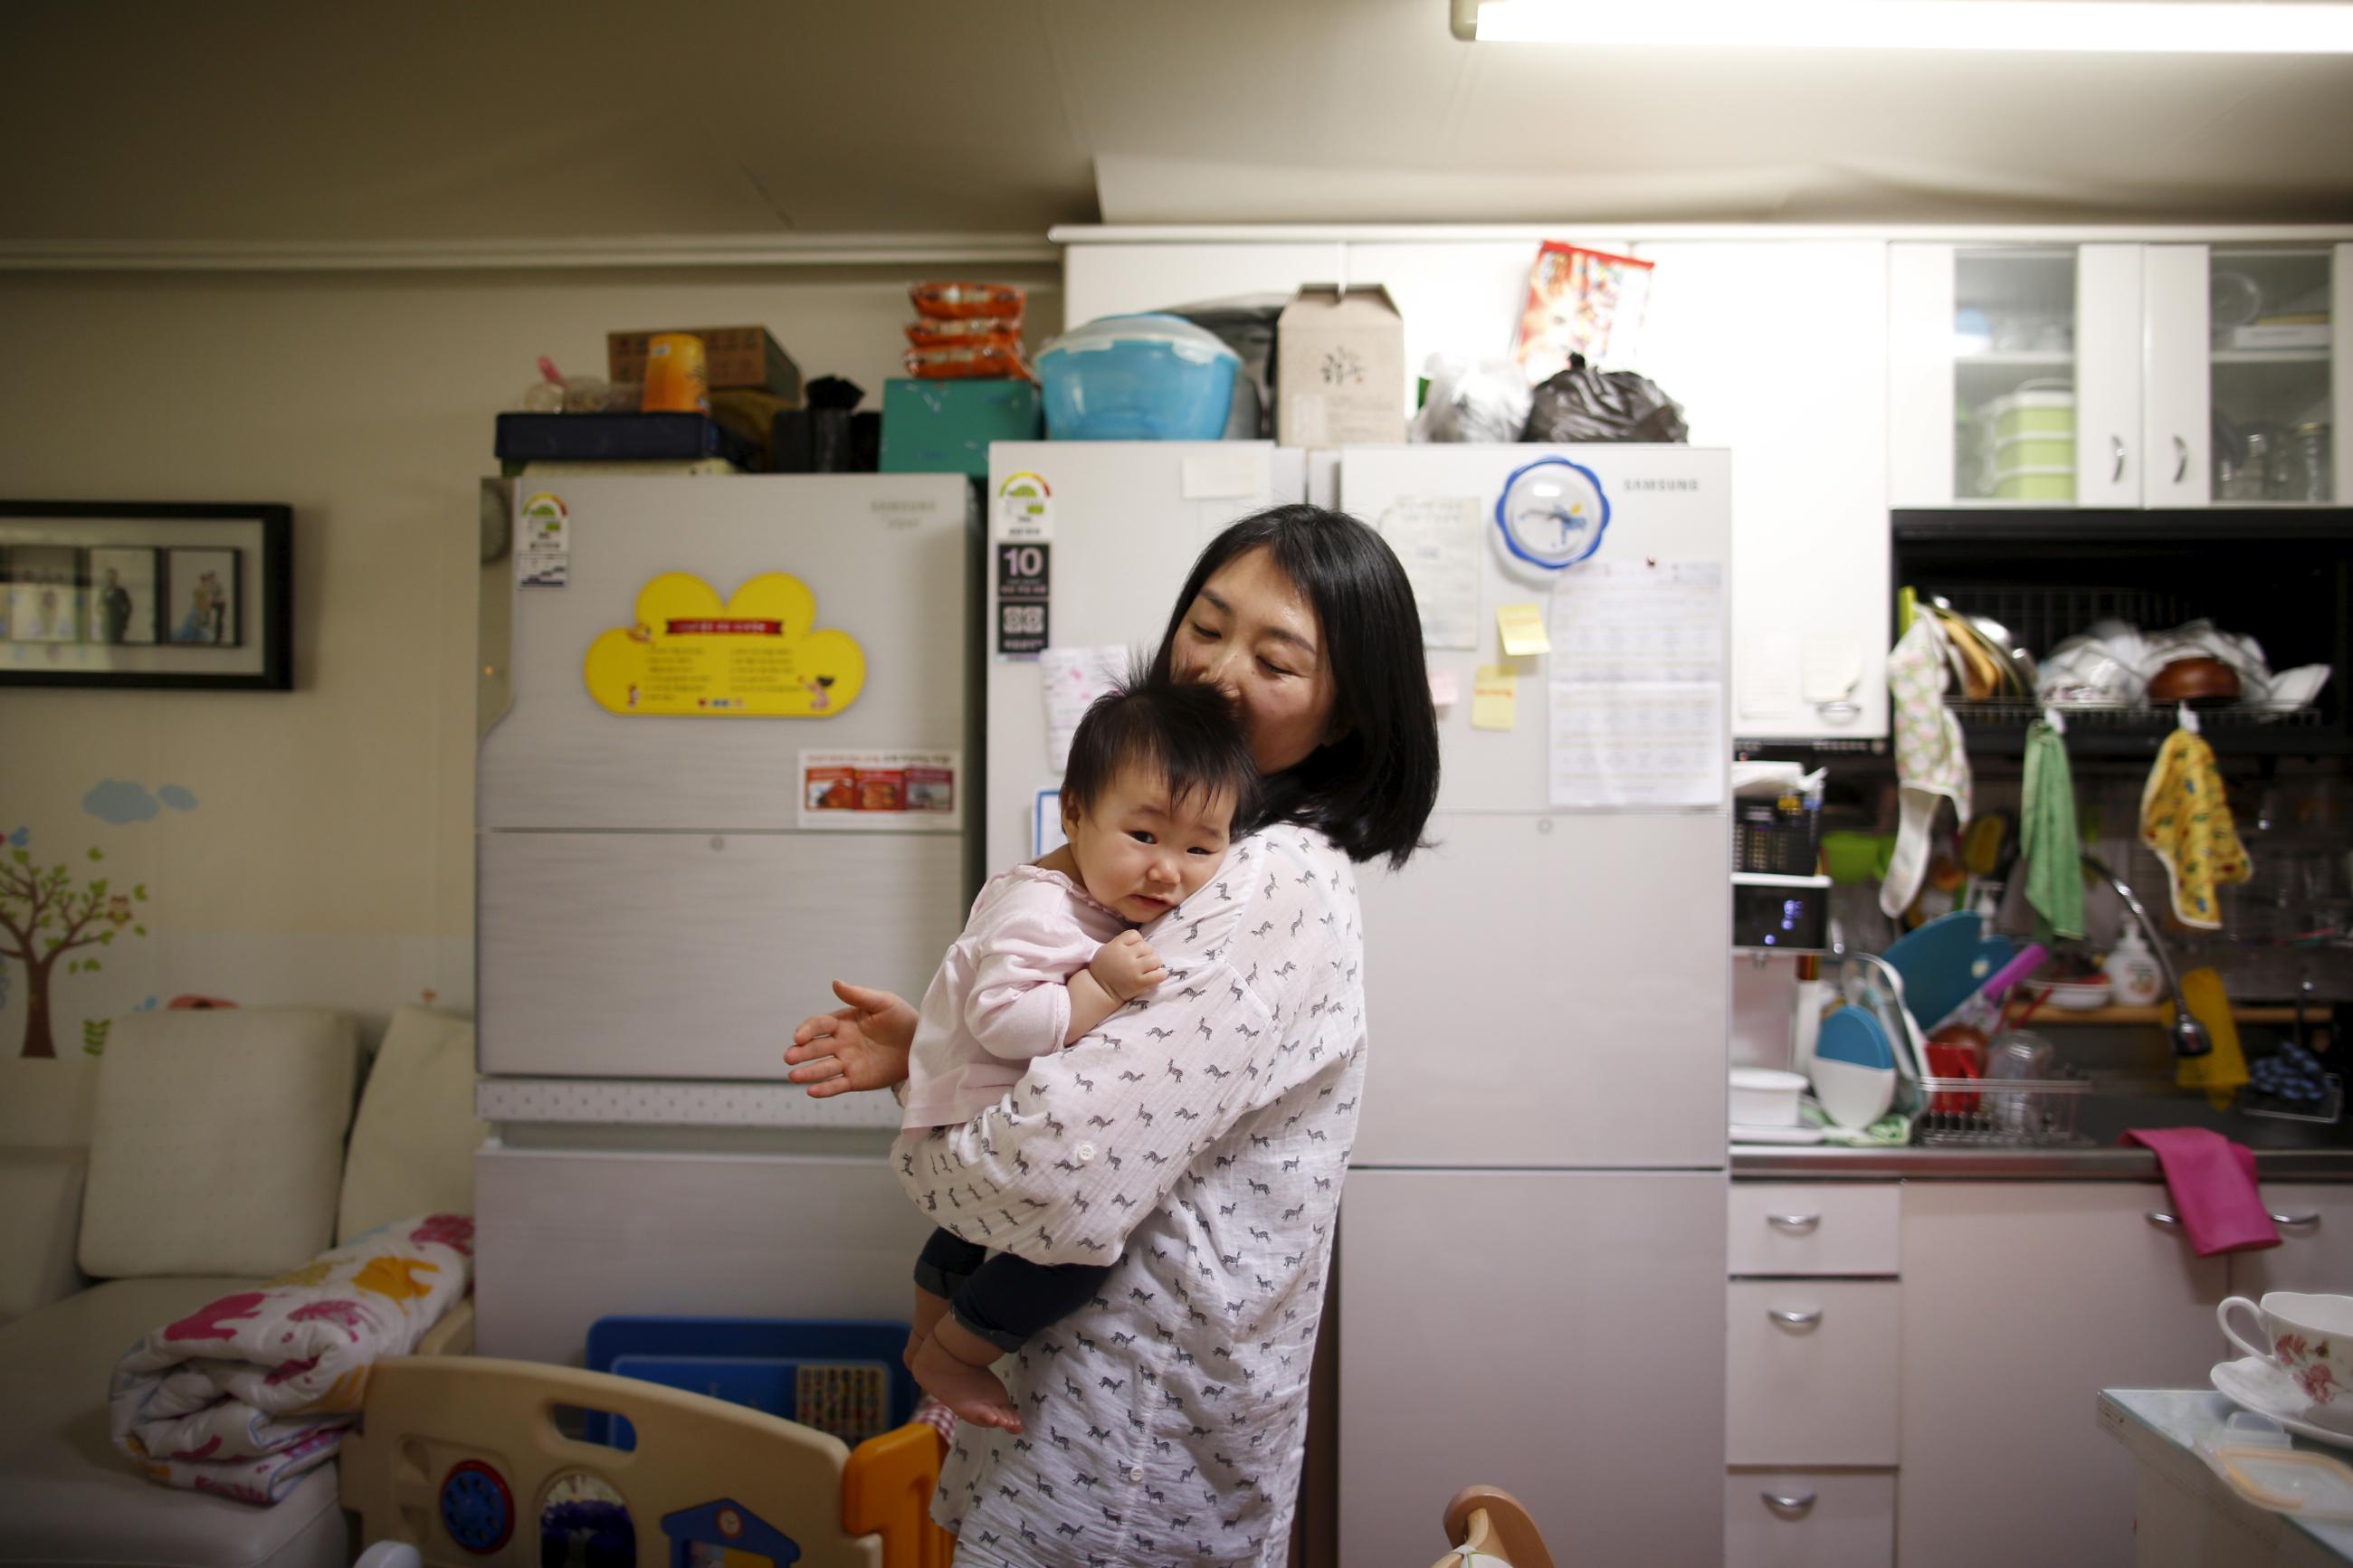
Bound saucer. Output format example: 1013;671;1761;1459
1729;1123;1826;1145
2213;1356;2353;1449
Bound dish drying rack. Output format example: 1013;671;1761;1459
1912;1071;2094;1147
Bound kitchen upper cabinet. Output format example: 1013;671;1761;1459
2229;1183;2353;1297
1891;241;2350;509
1898;1184;2228;1568
1638;241;1891;741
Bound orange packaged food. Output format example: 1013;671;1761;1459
904;316;1024;348
910;281;1028;320
903;342;1035;382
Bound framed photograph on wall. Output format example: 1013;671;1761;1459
0;503;290;689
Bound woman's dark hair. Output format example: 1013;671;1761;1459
1061;667;1262;834
1150;504;1440;870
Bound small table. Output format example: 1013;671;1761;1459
2101;1389;2353;1567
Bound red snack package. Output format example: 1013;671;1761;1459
903;342;1035;382
910;281;1028;320
905;316;1025;348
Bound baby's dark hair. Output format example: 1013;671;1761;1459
1061;665;1261;833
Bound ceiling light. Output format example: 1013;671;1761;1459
1451;0;2353;52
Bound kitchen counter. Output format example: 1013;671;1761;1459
2099;1389;2353;1564
1732;1144;2353;1180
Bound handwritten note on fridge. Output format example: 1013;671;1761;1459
1039;644;1131;771
1548;682;1726;808
1376;497;1483;651
1548;559;1725;684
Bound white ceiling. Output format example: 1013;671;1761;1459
5;0;2351;247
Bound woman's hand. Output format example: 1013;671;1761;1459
786;980;917;1098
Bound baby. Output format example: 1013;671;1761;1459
899;673;1258;1431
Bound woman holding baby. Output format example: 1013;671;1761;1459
788;503;1440;1568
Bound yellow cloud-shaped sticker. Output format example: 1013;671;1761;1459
585;572;865;717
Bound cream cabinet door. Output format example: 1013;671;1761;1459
2143;244;2215;508
2229;1184;2353;1297
1899;1183;2228;1568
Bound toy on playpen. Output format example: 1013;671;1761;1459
342;1354;952;1568
1430;1485;1557;1568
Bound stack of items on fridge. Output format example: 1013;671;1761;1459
881;284;1045;478
494;326;818;474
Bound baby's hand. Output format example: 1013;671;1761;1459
1090;929;1167;1002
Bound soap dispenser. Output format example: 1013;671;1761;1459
2106;927;2166;1009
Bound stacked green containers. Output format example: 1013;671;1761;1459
1982;381;2076;501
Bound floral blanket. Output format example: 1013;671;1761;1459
108;1213;473;1505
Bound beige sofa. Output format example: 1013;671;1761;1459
0;1005;483;1568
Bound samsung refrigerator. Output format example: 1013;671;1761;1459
987;442;1730;1560
470;473;972;1363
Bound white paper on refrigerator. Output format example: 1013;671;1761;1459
1548;682;1725;809
1039;643;1133;771
1373;497;1483;650
1548;559;1724;684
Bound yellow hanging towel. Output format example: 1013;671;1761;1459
2139;727;2249;930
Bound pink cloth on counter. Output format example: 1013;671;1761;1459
2119;1127;2281;1257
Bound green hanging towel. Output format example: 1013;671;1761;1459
2021;718;2084;942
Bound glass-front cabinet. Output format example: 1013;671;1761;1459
1891;240;2350;508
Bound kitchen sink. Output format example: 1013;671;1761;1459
2072;1079;2353;1154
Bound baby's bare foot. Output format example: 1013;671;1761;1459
909;1331;1023;1433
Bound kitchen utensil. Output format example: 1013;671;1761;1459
2220;1294;2353;1411
1810;1051;1898;1131
2214;1359;2353;1449
1838;955;1925;1086
2021;974;2114;1012
1815;1005;1895;1070
2149;656;2243;707
1729;1068;1808;1128
1882;911;2016;1031
1923;1040;1984;1113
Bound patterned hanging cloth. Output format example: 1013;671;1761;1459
2139;726;2250;930
1881;613;1972;919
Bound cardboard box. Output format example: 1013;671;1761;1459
879;377;1043;477
607;326;802;401
1276;285;1405;447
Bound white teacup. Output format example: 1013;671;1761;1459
2218;1292;2353;1409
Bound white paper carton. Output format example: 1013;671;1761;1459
1277;285;1406;448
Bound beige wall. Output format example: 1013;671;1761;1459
0;264;1059;1052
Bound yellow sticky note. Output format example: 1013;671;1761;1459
1498;603;1550;658
1471;665;1518;731
1428;669;1461;708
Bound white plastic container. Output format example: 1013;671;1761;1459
1729;1067;1809;1128
2105;928;2167;1008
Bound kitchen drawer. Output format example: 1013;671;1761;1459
1729;1183;1900;1277
1725;1470;1895;1568
1727;1280;1900;1465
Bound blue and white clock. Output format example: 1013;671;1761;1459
1494;456;1612;572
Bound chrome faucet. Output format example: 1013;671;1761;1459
2081;854;2211;1059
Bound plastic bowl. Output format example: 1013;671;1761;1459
1729;1068;1809;1128
1037;314;1241;442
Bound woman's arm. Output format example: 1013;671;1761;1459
904;832;1361;1264
785;980;915;1098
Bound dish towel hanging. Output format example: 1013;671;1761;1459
2117;1127;2277;1257
2140;726;2250;930
1881;613;1972;919
2020;719;2083;942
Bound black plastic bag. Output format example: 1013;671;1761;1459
1519;354;1689;443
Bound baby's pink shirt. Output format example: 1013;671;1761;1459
900;863;1129;1129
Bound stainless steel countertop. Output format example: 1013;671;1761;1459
1732;1144;2353;1180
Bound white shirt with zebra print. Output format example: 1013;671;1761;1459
893;826;1367;1567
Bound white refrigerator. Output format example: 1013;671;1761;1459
1333;445;1730;1565
985;442;1730;1559
470;474;970;1363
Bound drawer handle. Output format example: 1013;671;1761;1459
2273;1212;2321;1230
1766;1212;1822;1234
1768;1307;1824;1330
2111;435;2126;483
2147;1212;2182;1231
1763;1490;1818;1518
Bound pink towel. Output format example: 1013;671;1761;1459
2120;1127;2281;1257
